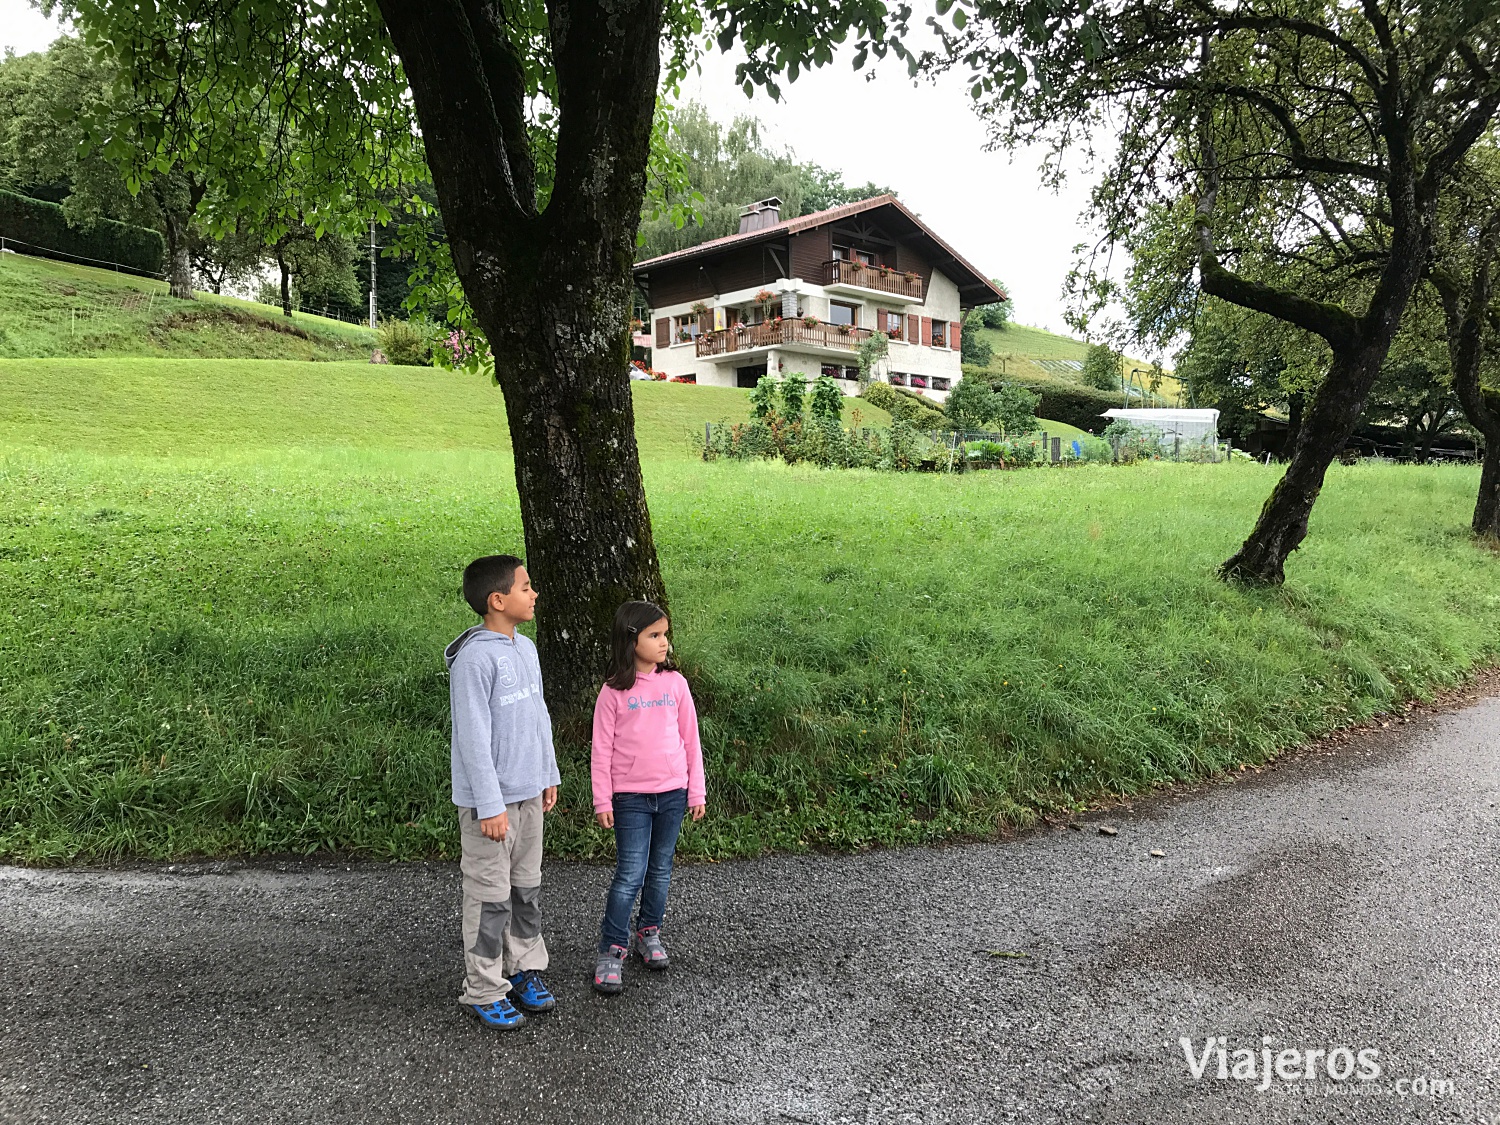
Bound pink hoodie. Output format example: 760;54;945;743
591;669;705;813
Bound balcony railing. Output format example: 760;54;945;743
823;258;924;300
696;319;875;357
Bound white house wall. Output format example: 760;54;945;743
650;269;967;400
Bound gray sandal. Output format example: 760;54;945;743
594;944;626;994
634;926;669;970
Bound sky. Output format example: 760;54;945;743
0;0;1107;337
678;43;1103;336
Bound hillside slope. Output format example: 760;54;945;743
971;322;1185;404
0;252;374;361
0;357;886;458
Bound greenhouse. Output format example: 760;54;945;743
1101;408;1221;447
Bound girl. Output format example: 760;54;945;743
591;600;706;994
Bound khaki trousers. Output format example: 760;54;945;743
457;796;548;1006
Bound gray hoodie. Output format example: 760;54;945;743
445;625;560;819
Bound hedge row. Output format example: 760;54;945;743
0;190;164;276
861;380;950;429
962;364;1119;433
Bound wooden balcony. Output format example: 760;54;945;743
696;319;875;358
823;258;924;301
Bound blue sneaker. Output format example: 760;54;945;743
507;969;556;1013
466;996;527;1030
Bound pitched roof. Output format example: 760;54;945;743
633;194;1007;307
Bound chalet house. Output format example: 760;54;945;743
632;195;1006;401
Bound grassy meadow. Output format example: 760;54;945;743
1;355;1498;863
0;253;374;360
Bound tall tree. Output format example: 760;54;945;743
940;0;1500;583
55;0;915;712
0;35;204;295
1428;155;1500;539
636;101;896;260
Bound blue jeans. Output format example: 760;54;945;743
600;789;687;952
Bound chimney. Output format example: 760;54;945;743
738;197;783;234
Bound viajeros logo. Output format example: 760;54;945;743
1181;1036;1379;1091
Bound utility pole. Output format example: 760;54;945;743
368;219;377;328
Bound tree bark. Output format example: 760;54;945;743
277;250;292;317
1202;121;1431;583
1475;433;1500;538
163;213;194;300
1433;210;1500;540
1220;345;1392;582
378;0;669;715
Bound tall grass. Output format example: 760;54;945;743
2;441;1496;862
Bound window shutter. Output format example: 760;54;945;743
950;320;960;353
921;317;932;346
876;309;887;333
907;313;919;343
655;317;670;348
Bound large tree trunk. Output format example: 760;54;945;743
1435;216;1500;541
163;213;194;300
1475;434;1500;539
378;0;668;715
277;251;292;318
1220;345;1390;582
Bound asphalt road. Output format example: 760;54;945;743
3;694;1499;1125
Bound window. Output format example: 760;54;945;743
829;301;857;326
736;364;767;388
878;310;904;340
843;366;860;381
821;364;842;378
888;372;908;386
673;313;702;342
910;374;929;389
931;321;948;348
931;377;951;391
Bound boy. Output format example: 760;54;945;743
444;554;560;1029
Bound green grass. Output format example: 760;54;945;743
0;252;375;360
1;358;1497;863
975;321;1187;404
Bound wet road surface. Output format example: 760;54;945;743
3;694;1498;1124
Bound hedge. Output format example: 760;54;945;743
0;190;164;276
962;364;1119;433
861;380;950;429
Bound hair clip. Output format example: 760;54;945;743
626;626;638;634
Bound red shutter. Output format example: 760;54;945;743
921;317;932;346
907;314;919;343
876;309;887;333
655;317;670;348
950;320;960;353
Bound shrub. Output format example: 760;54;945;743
960;330;994;367
1076;435;1115;462
991;381;1041;434
750;374;777;419
781;371;808;416
377;318;432;366
0;189;164;275
945;375;998;431
966;369;1117;433
809;374;843;422
1082;343;1123;391
861;381;949;430
1103;419;1164;463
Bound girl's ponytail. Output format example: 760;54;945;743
604;600;674;691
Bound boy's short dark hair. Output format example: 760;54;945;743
462;554;523;616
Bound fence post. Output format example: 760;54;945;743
705;422;711;448
1050;436;1061;463
1173;435;1181;460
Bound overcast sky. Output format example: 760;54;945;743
1;1;1107;337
